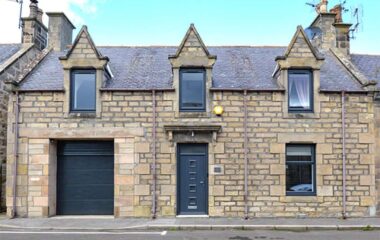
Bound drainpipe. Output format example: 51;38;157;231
243;90;249;220
151;90;157;219
341;91;347;219
11;91;20;218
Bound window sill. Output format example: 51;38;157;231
177;111;210;119
283;112;320;119
67;112;97;119
280;196;320;203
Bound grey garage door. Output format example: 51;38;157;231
57;141;114;215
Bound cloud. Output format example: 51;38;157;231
0;0;104;43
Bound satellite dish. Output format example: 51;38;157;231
305;26;322;40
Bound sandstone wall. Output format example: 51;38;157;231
6;90;377;217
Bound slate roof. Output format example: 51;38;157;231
0;44;21;66
351;54;380;83
18;46;377;92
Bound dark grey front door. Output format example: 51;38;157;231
57;141;114;215
177;144;208;215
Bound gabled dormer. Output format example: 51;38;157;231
169;24;216;117
274;26;324;118
59;26;110;118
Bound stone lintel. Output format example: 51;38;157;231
19;127;144;139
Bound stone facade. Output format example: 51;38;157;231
5;87;377;217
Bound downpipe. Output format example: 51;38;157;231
341;91;347;219
151;90;157;219
243;90;249;220
11;91;19;218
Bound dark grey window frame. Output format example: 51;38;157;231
179;68;206;112
286;144;316;196
288;69;314;113
70;69;96;113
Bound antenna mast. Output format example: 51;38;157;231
18;0;24;29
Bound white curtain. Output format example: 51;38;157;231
290;75;310;108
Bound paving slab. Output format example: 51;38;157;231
0;217;379;231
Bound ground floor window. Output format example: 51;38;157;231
286;144;315;196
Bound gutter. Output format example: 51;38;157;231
151;90;157;219
243;90;249;220
99;88;175;92
209;88;285;92
341;91;347;219
11;91;20;218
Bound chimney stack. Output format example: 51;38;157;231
309;1;352;56
21;0;48;50
46;12;76;51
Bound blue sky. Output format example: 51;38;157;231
72;0;378;54
1;0;379;54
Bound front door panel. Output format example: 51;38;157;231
178;144;208;215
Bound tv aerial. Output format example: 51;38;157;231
305;1;364;39
349;4;363;39
4;0;24;29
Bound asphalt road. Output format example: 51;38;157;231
0;230;379;240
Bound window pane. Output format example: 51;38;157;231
180;71;205;110
287;145;312;157
286;163;313;192
289;73;311;109
73;72;96;111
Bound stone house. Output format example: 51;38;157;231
2;0;380;218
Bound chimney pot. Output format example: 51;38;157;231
37;8;43;23
29;1;38;18
316;0;328;14
330;4;343;23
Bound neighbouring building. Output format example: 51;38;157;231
2;0;380;218
0;0;49;212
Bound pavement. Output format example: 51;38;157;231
1;230;380;240
0;214;379;231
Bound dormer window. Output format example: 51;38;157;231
70;69;96;112
288;70;313;112
179;68;206;112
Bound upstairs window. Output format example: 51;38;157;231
70;69;96;112
179;69;206;112
286;144;316;196
288;70;313;112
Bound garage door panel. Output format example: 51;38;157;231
59;185;114;200
58;169;114;185
59;156;114;169
58;200;114;215
57;141;114;215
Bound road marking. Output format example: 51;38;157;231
0;231;166;235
